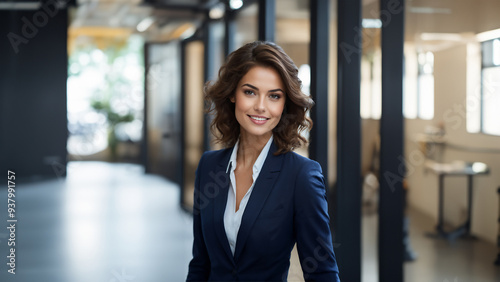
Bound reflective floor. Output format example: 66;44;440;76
0;161;499;282
0;162;193;282
362;207;500;282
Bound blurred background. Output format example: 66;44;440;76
0;0;500;281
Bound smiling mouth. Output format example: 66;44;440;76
248;115;270;121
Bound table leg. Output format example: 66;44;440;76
438;174;444;233
495;187;500;265
466;175;473;235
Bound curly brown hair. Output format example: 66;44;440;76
205;41;314;155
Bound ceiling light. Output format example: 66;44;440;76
209;3;225;19
362;19;382;29
408;7;451;14
137;17;155;32
476;28;500;42
180;26;196;40
420;33;463;41
229;0;243;10
0;2;41;10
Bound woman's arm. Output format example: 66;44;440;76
186;153;211;281
294;160;340;282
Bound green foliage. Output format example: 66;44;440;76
90;99;134;126
68;35;144;161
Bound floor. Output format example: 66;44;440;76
0;161;498;282
0;162;193;282
362;209;500;282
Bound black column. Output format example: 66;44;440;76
180;40;187;206
258;0;275;41
0;6;68;178
224;10;236;57
336;0;362;280
379;0;405;281
203;21;216;151
309;0;330;185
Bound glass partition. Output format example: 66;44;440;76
360;1;382;281
234;2;258;48
276;0;311;158
328;0;338;189
404;1;500;281
183;41;205;210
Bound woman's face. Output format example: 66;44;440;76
231;66;286;140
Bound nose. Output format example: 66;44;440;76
254;95;265;112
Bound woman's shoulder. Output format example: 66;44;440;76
282;150;323;174
198;147;232;167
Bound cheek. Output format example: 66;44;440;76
234;94;252;113
271;102;285;118
234;101;245;115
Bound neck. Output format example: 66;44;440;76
236;132;272;167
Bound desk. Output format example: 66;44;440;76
425;160;490;241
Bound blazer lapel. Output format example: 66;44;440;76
213;149;235;264
233;141;284;262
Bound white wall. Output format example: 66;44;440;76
406;43;500;244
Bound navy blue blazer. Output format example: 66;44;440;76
187;141;340;282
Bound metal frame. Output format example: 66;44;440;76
336;0;362;280
309;0;330;186
224;10;236;57
180;39;188;209
203;20;216;151
379;0;405;280
141;0;216;12
258;0;275;41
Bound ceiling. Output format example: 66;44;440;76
68;0;500;48
360;0;500;52
70;0;223;42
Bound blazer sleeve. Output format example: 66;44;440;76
294;160;340;282
186;153;211;281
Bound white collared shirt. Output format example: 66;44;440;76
224;135;274;255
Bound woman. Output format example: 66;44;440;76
187;41;340;281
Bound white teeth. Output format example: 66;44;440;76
250;116;267;121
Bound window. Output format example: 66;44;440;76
360;49;382;119
404;51;434;120
480;38;500;135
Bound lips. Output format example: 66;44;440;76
248;115;270;125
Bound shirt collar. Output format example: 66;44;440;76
226;135;274;175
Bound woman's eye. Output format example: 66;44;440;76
270;94;281;100
244;90;255;95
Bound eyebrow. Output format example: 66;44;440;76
241;83;284;93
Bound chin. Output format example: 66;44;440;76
246;129;272;137
241;125;274;138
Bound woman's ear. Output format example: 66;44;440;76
230;95;235;103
